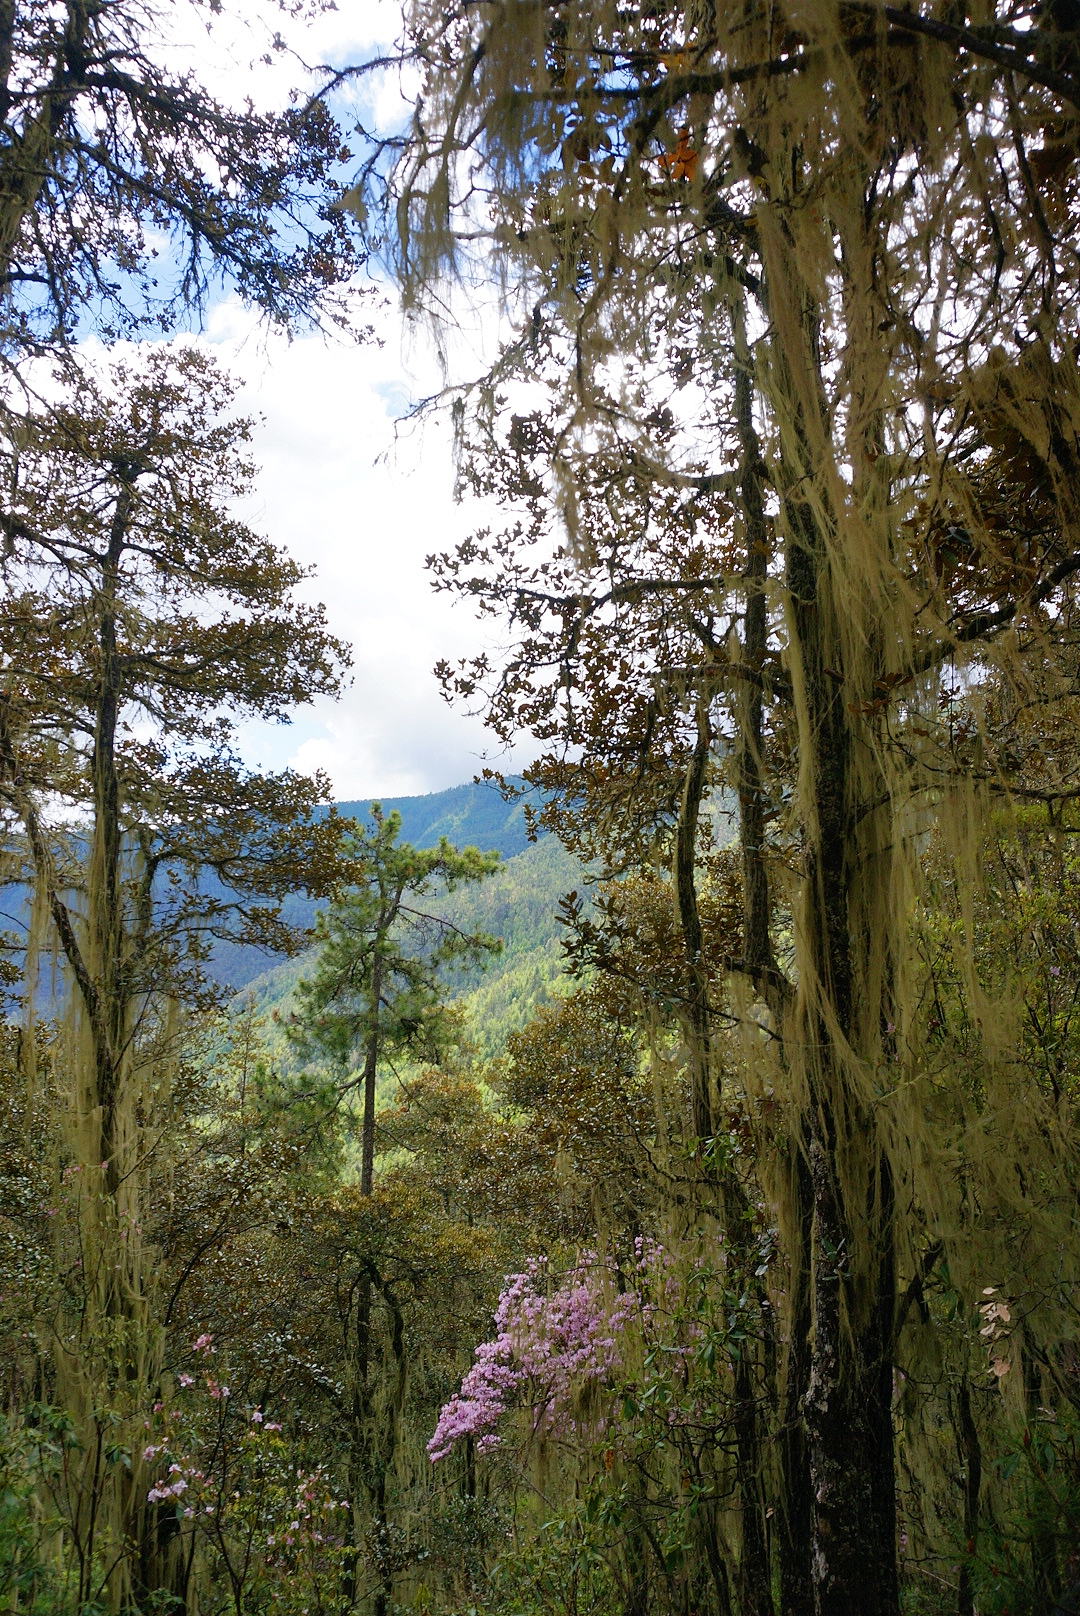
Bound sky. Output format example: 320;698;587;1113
141;0;521;802
201;299;514;803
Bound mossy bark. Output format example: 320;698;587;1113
786;483;898;1616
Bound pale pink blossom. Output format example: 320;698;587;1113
429;1246;670;1463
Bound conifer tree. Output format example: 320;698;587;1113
289;805;501;1196
288;806;500;1615
0;342;351;1606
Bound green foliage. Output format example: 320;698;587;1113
10;3;1080;1608
248;835;583;1061
971;1403;1080;1616
144;1376;351;1616
0;344;357;1615
0;344;354;1001
209;780;555;992
449;837;583;1053
288;805;501;1079
336;780;542;865
485;1506;623;1616
0;1410;72;1613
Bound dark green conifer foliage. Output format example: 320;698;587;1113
285;809;500;1616
289;806;502;1195
0;341;353;1608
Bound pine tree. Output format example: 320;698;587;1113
289;804;501;1196
287;804;500;1615
0;342;352;1605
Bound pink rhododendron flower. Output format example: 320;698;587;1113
429;1249;668;1462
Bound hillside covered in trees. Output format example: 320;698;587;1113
239;799;582;1055
206;779;564;1000
4;5;1080;1616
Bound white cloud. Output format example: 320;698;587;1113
202;300;525;800
177;3;526;801
77;4;527;801
155;0;401;113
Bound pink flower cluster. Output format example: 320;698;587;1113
429;1252;654;1463
148;1463;197;1505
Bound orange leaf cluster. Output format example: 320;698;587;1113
659;128;698;182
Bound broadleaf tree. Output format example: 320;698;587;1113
351;2;1080;1611
0;0;363;358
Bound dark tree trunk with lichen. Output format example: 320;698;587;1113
786;477;898;1616
91;481;133;1219
673;689;774;1616
733;309;813;1616
346;1262;406;1616
674;699;713;1146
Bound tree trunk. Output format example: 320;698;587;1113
733;1344;775;1616
778;1145;814;1616
733;302;805;1616
91;483;131;1215
361;949;382;1196
0;3;93;278
1024;1348;1060;1607
352;963;407;1616
956;1378;981;1616
733;309;772;1000
673;686;773;1615
349;1264;406;1616
787;475;899;1616
674;699;713;1145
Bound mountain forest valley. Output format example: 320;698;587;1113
3;4;1080;1616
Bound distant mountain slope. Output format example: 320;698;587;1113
210;777;546;990
336;776;543;862
236;834;583;1056
211;777;735;996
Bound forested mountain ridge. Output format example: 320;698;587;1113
241;784;730;1050
209;776;556;993
336;776;543;862
239;830;581;1055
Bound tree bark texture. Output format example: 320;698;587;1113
674;700;713;1145
787;481;899;1616
779;1146;814;1616
361;948;382;1197
674;678;773;1615
348;1263;406;1616
956;1378;981;1616
732;311;813;1614
91;479;132;1207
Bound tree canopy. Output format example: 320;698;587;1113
348;3;1080;1611
288;805;501;1192
5;6;1080;1616
0;0;362;357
